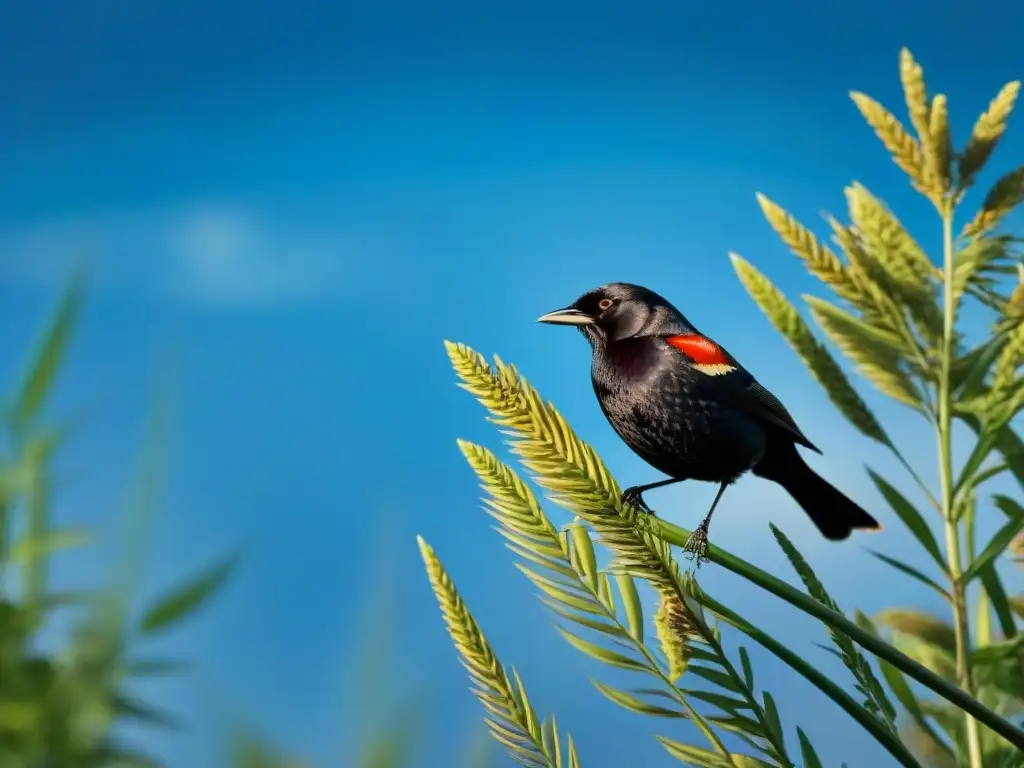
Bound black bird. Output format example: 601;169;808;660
537;282;880;559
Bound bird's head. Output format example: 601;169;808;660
537;282;693;347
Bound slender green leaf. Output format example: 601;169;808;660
681;689;751;714
977;584;993;647
879;660;928;724
867;470;945;567
13;266;85;429
738;647;754;690
523;569;605;616
8;527;90;565
687;664;738;691
963;419;1024;493
709;712;764;739
963;514;1024;583
505;542;577;579
992;494;1024;521
797;728;825;768
972;461;1010;489
760;691;785;750
597;572;615;613
568;524;598;591
555;626;648;672
592;681;683;718
867;550;950;599
541;599;624;638
956;430;1003;497
655;738;734;768
952;335;1007;398
658;737;773;768
139;551;240;635
613;573;644;644
979;565;1018;639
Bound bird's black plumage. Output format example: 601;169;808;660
538;282;880;558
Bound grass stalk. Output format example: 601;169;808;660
938;205;983;768
700;592;922;768
648;516;1024;751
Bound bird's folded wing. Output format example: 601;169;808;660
665;333;821;453
731;378;822;453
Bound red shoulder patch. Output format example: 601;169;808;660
665;334;730;366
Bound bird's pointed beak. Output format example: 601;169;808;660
536;308;596;326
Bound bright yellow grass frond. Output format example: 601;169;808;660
443;340;689;592
959;81;1021;190
961;165;1024;239
806;297;921;408
850;91;934;204
899;48;930;144
755;193;861;303
993;321;1024;393
417;536;580;768
730;254;892;446
928;94;952;190
654;591;697;683
846;183;935;289
898;49;950;196
844;184;942;344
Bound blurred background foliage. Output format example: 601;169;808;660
0;271;257;766
0;273;497;767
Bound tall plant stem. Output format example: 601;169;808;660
938;205;983;768
648;515;1024;751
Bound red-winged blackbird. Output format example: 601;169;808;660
538;282;880;559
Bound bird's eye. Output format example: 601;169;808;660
598;298;614;310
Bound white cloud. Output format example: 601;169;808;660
0;203;347;309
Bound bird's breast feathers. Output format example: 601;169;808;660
664;334;738;377
601;337;663;381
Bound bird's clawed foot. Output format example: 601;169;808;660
621;486;657;516
683;521;710;567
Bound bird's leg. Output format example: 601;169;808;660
684;481;729;566
620;477;685;516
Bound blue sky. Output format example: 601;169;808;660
3;0;1024;765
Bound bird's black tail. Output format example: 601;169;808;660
753;437;880;540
